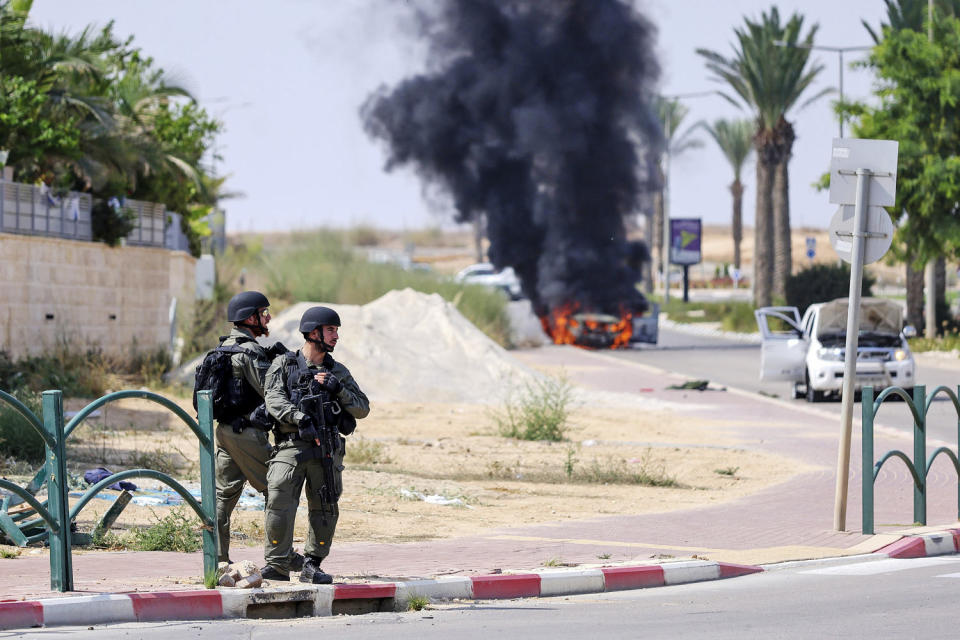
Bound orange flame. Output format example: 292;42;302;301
540;303;633;350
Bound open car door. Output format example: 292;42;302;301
754;306;806;382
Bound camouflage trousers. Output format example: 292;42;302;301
263;437;344;576
214;423;271;563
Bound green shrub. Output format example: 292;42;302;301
0;388;44;463
91;198;137;247
344;438;390;465
130;508;202;552
785;264;874;316
0;345;110;398
492;374;573;441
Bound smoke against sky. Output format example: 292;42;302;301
28;1;887;235
362;0;661;314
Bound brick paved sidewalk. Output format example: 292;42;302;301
1;345;955;602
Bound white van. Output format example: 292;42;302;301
754;298;916;402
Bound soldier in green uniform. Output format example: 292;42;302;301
214;291;303;570
261;306;369;583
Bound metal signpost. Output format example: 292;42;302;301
669;218;702;303
827;138;898;532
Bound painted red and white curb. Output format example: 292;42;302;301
0;559;762;630
6;535;960;632
875;528;960;559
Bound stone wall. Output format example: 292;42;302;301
0;233;195;359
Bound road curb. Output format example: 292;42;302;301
0;559;761;630
4;535;958;631
875;528;960;559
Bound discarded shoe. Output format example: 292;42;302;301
290;551;305;572
298;556;333;584
260;565;290;582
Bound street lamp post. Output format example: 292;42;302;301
659;90;718;303
773;41;871;138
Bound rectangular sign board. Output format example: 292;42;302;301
669;218;701;266
829;138;899;207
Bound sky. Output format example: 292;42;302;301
29;0;889;234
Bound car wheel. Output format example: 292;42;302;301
792;382;805;399
805;369;823;403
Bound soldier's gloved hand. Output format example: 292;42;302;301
268;341;288;357
298;415;319;442
320;374;342;394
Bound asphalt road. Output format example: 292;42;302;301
31;555;960;639
621;325;960;445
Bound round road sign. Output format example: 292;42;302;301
828;204;894;265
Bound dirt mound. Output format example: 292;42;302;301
263;289;540;403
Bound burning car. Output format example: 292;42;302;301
541;303;659;349
755;297;917;402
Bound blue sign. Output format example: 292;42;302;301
669;218;702;266
805;236;816;259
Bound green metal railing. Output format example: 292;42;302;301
862;384;960;535
0;388;216;592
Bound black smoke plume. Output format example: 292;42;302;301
362;0;662;317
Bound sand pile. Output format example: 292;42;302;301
262;289;540;404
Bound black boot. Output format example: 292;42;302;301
260;565;290;582
290;551;305;572
298;556;333;584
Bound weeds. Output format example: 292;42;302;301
574;455;679;487
542;557;563;567
597;553;611;560
255;229;512;347
564;446;578;479
0;388;44;462
492;374;574;442
406;595;431;611
0;547;21;559
483;449;680;487
345;438;391;466
714;466;739;477
130;508;203;552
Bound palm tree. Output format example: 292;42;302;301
652;97;702;293
697;8;828;306
863;0;960;42
700;119;753;271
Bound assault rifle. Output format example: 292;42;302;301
295;376;344;521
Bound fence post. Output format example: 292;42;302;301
196;390;217;581
862;386;875;535
42;390;73;592
913;385;927;526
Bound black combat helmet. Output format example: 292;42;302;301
227;291;270;322
299;306;341;333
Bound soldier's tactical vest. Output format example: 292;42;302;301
283;352;343;427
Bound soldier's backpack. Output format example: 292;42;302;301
192;336;257;422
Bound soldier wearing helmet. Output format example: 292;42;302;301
213;291;303;569
261;306;369;584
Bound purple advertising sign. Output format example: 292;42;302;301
669;218;702;265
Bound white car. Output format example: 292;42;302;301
454;263;523;300
755;298;917;402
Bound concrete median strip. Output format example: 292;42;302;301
4;537;958;630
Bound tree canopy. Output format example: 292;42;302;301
0;1;222;254
844;13;960;265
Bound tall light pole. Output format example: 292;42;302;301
659;90;718;303
773;41;871;138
